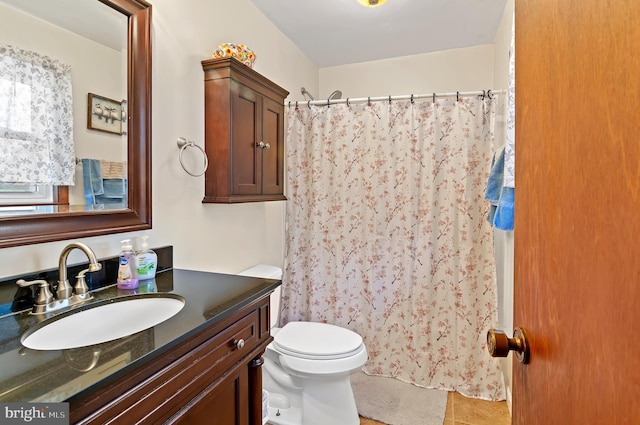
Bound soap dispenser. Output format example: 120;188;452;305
117;239;138;289
135;236;157;280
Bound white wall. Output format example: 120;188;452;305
318;44;494;100
0;0;317;278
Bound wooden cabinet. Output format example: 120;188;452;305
70;296;272;425
202;57;289;203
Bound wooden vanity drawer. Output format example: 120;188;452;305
80;309;263;424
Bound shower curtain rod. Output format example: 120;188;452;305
287;89;506;107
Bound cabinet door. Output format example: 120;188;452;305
231;81;261;196
261;97;285;196
170;363;250;425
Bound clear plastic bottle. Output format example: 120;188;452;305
117;239;139;289
135;236;157;280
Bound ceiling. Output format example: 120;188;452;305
250;0;508;68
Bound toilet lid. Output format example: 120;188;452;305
273;321;363;360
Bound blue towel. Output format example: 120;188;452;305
485;148;505;205
101;178;126;197
485;148;514;231
82;159;127;205
95;178;127;205
494;186;514;231
81;159;103;204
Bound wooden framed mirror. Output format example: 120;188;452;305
0;0;152;249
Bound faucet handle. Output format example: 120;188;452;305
16;279;54;306
74;268;91;295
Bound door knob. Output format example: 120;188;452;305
487;327;530;364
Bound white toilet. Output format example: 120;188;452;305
238;265;367;425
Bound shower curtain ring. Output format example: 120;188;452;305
411;94;414;104
388;95;392;104
456;91;459;101
327;99;330;108
488;90;493;99
295;101;299;109
433;93;436;103
482;90;486;99
367;97;371;106
346;98;350;107
308;100;311;109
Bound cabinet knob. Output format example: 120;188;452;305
264;143;271;149
234;339;245;350
257;141;266;149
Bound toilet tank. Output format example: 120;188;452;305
237;265;282;327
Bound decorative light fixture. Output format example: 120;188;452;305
357;0;388;7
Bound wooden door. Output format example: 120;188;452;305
513;0;640;424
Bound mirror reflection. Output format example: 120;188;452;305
0;0;128;216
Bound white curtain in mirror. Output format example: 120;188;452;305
0;43;74;185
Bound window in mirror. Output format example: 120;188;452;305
0;43;75;187
0;183;53;205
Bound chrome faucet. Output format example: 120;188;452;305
57;242;102;300
17;242;102;314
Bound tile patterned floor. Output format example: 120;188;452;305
360;391;510;425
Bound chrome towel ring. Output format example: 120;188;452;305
177;137;208;177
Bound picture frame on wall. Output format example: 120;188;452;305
87;93;126;135
120;99;128;135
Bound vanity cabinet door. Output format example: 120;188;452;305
170;362;250;425
202;57;288;203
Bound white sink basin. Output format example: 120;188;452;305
21;294;185;350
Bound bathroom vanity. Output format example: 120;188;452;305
0;267;279;424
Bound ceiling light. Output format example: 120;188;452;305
357;0;388;7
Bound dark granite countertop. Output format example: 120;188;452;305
0;268;280;403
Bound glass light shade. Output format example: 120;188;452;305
356;0;388;7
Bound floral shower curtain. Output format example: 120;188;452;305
281;97;506;401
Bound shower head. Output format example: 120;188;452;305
301;87;315;100
328;90;342;100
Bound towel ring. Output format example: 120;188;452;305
177;137;208;177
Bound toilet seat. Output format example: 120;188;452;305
274;321;364;360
